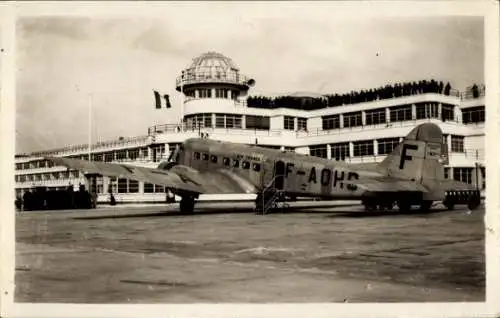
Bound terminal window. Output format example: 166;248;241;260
353;140;374;157
155;185;165;193
104;153;114;162
450;135;464;153
199;89;212;98
365;108;386;125
415;102;438;120
343;111;362;128
215;114;225;128
462;106;485;124
129;180;139;193
116;150;127;160
310;144;328;158
225;115;242;128
246;115;270;130
322;115;340;130
331;143;349;160
284;116;295;130
129;149;139;161
377;138;400;155
215;89;228;99
144;183;154;193
389;105;412;122
441;104;455;122
297;117;307;131
92;153;103;161
453;167;472;184
118;178;128;193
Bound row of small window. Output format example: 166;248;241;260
93;178;169;194
309;135;464;159
321;103;462;130
309;138;401;159
15;160;55;170
462;106;485;124
284;116;307;131
184;88;240;100
193;152;262;171
15;170;81;182
181;105;484;133
444;167;485;187
15;145;177;170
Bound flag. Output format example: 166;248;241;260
163;94;171;108
154;90;161;109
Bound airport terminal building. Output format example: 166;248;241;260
14;52;486;204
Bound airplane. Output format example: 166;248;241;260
44;123;482;215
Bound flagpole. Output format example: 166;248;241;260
180;71;185;130
88;94;92;162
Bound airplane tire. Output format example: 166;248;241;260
255;194;263;215
180;197;195;214
467;195;481;210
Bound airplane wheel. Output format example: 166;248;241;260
443;199;455;210
180;197;195;214
467;195;481;210
420;200;433;212
254;193;263;215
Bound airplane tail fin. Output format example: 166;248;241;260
379;123;447;184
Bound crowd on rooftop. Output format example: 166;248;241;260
247;79;457;110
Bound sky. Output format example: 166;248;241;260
15;4;484;153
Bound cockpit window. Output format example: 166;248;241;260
202;153;209;161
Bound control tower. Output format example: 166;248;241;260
175;52;255;125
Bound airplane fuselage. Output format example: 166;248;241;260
179;138;385;200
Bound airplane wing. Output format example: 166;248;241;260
45;157;258;196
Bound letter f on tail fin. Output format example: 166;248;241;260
379;123;446;184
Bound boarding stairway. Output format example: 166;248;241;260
255;175;289;215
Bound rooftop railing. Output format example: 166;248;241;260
176;72;253;88
27;135;151;158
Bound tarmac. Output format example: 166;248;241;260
15;201;485;303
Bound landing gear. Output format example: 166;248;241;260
255;193;264;215
362;198;395;212
180;196;195;214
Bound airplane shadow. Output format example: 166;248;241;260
323;208;453;218
72;206;256;220
72;204;455;220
